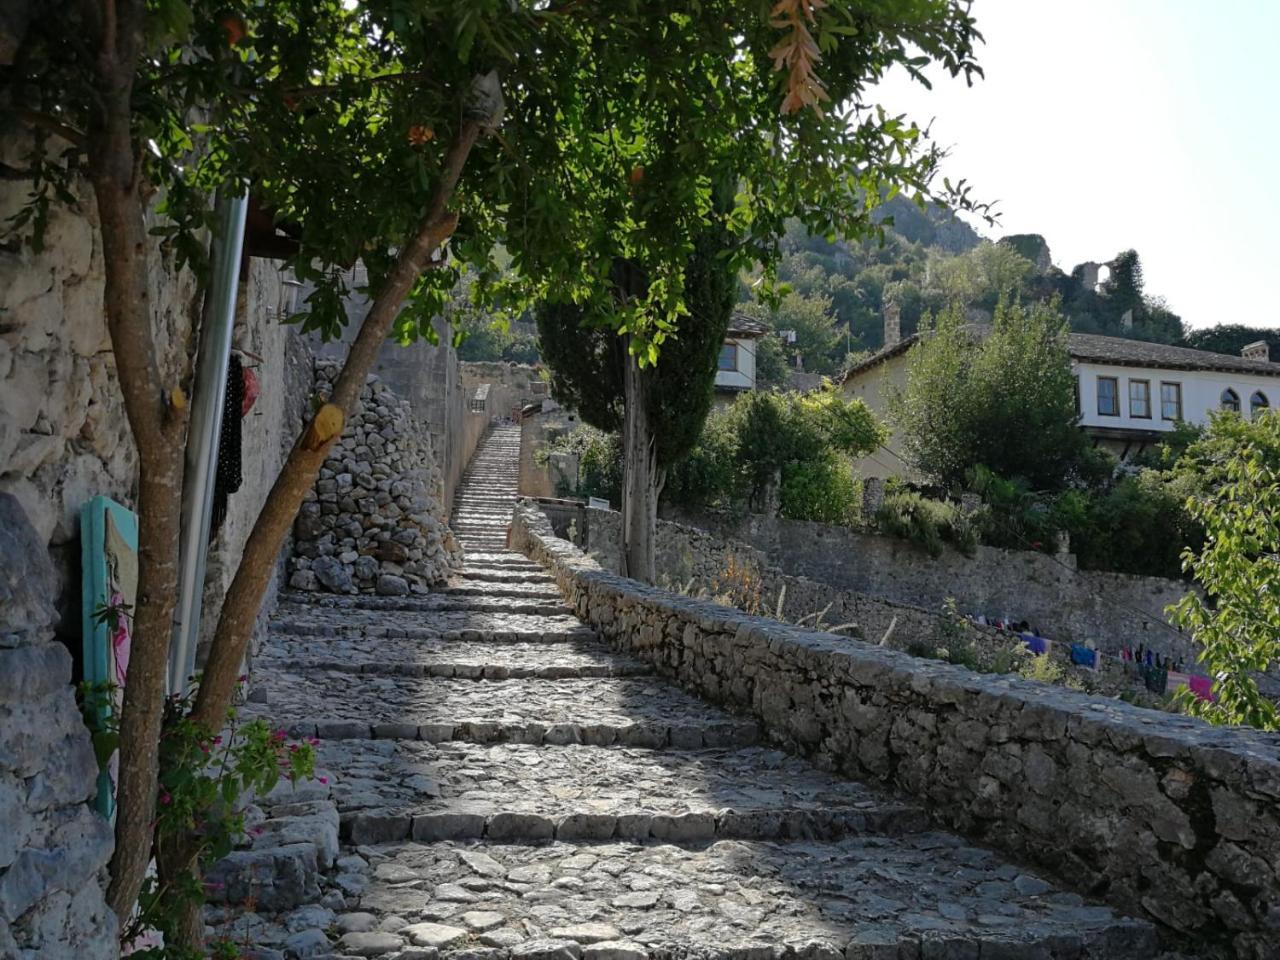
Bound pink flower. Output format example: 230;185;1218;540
238;674;249;683
251;826;265;837
212;735;223;745
270;729;287;743
306;737;320;747
160;792;172;806
317;776;329;784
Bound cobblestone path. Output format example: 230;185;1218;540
219;425;1164;960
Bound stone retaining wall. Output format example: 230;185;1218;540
584;505;940;646
664;507;1196;662
513;501;1280;960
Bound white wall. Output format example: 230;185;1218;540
1075;361;1279;432
714;336;757;391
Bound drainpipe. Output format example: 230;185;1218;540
169;189;250;697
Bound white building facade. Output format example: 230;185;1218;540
714;314;767;398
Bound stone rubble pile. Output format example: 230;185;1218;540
290;360;461;597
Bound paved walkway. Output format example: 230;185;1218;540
222;425;1163;959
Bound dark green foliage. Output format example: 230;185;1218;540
754;333;791;389
890;298;1086;491
665;388;883;523
875;489;977;557
537;302;626;433
999;234;1049;267
543;427;624;505
1182;324;1280;361
536;206;738;469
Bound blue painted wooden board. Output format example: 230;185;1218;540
81;495;138;820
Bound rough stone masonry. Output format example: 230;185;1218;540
514;500;1280;960
289;359;462;598
0;494;117;959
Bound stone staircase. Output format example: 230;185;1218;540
221;424;1163;959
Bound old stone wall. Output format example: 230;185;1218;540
0;495;117;959
584;506;937;644
289;360;462;597
459;360;544;421
664;507;1195;662
1;158;316;948
513;502;1280;960
305;269;488;514
0;163;313;665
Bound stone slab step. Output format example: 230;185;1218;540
462;553;542;569
258;637;650;680
453;569;556;585
440;583;562;601
314;740;930;845
271;608;593;642
319;838;1158;960
278;593;570;617
245;674;761;749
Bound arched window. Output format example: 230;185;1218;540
1252;391;1270;417
1221;388;1241;413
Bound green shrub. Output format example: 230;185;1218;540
666;387;883;522
542;427;623;505
779;455;861;525
875;491;977;557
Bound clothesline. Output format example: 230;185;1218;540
965;612;1214;701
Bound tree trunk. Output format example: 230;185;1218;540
620;342;661;583
80;0;193;924
190;118;480;732
155;114;480;958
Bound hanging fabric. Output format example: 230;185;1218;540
210;353;245;539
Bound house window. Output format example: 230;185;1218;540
1221;388;1241;413
1251;391;1269;417
1129;379;1151;419
1161;382;1182;421
1097;376;1119;416
718;342;738;371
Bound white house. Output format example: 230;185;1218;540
714;313;768;398
841;322;1280;478
1070;335;1279;458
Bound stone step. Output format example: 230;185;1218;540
440;583;561;601
245;674;761;749
314;740;930;845
324;838;1157;960
279;591;568;617
463;552;540;567
453;569;555;585
259;637;649;680
271;608;592;642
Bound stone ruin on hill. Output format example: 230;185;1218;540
289;360;461;596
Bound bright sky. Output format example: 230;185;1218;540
872;0;1280;330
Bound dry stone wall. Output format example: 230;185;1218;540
514;501;1280;960
290;360;462;597
0;495;117;960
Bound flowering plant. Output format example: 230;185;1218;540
125;678;317;957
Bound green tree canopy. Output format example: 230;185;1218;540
889;298;1086;490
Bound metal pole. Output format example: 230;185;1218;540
169;189;250;697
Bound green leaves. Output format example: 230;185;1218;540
1169;411;1280;731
